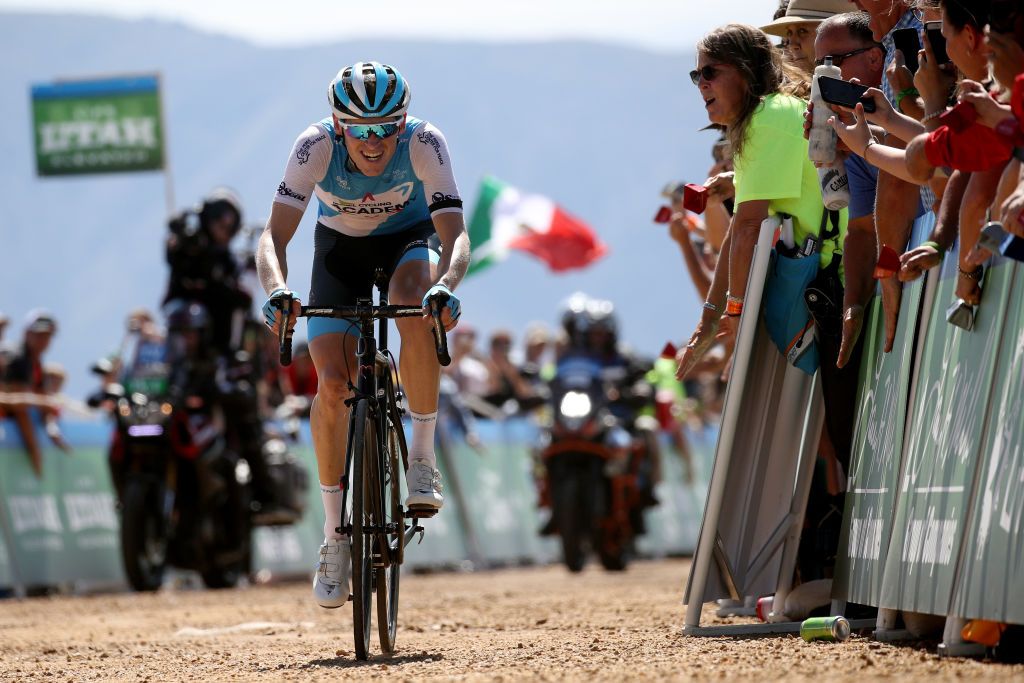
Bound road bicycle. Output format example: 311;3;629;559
276;269;450;659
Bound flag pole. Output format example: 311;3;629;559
157;71;175;216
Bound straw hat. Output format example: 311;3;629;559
761;0;854;37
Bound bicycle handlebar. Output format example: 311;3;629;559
276;301;450;367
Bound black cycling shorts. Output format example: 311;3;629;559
307;221;439;340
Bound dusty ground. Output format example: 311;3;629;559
0;559;1020;681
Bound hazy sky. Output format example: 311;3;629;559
0;0;786;52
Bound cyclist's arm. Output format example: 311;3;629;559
257;202;304;294
432;212;470;291
256;125;330;294
411;122;470;291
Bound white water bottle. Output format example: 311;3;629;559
809;57;841;164
817;158;850;210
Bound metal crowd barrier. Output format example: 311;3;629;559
0;413;715;594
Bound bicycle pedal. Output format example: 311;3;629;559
407;505;438;518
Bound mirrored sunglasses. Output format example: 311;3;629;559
341;118;404;140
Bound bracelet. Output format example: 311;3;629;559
862;137;879;160
958;265;983;280
921;108;946;125
725;296;744;316
703;301;720;314
895;87;920;112
921;240;945;256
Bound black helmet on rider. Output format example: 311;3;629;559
199;187;243;244
560;292;592;350
165;300;210;333
581;299;618;355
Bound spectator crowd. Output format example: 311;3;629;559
663;0;1024;597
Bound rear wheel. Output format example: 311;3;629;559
120;479;167;592
350;400;375;660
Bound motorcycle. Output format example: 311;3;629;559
93;321;306;592
539;354;657;572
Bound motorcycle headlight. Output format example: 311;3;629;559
559;391;592;419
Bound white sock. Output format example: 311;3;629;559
321;484;344;540
409;411;437;468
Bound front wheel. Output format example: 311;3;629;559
553;475;587;573
377;399;405;654
120;479;167;592
350;400;376;661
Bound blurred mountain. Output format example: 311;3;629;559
0;12;716;398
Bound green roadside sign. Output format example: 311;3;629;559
31;75;164;176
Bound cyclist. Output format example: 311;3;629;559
256;61;470;609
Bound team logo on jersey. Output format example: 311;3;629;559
416;130;445;166
277;181;307;202
296;134;326;166
325;182;415;216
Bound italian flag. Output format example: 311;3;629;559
467;175;607;275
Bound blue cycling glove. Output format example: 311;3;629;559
262;288;293;328
422;283;461;322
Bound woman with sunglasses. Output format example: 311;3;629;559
677;24;841;379
255;61;470;609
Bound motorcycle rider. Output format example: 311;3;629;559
163;191;291;524
540;296;660;535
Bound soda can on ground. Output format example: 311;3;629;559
756;596;773;622
800;616;851;642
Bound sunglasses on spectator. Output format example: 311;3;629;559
814;45;881;67
341;118;404;140
689;65;723;85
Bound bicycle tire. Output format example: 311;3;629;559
350;399;375;660
377;382;405;653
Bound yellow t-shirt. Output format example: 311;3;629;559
733;93;847;276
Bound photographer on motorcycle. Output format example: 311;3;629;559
162;190;292;524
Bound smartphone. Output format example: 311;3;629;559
683;183;709;214
892;27;921;74
924;21;950;64
939;101;978;134
946;299;975;331
818;76;877;113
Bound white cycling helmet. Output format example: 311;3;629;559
328;61;410;121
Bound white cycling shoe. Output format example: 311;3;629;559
405;461;444;510
313;537;351;609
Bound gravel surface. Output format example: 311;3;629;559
1;559;1020;681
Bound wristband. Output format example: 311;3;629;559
895;87;919;112
920;240;945;256
725;296;744;316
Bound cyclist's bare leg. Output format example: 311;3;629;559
390;259;442;470
309;331;359;537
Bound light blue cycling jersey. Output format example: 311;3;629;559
273;116;463;237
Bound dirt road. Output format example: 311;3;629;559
1;559;1020;681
